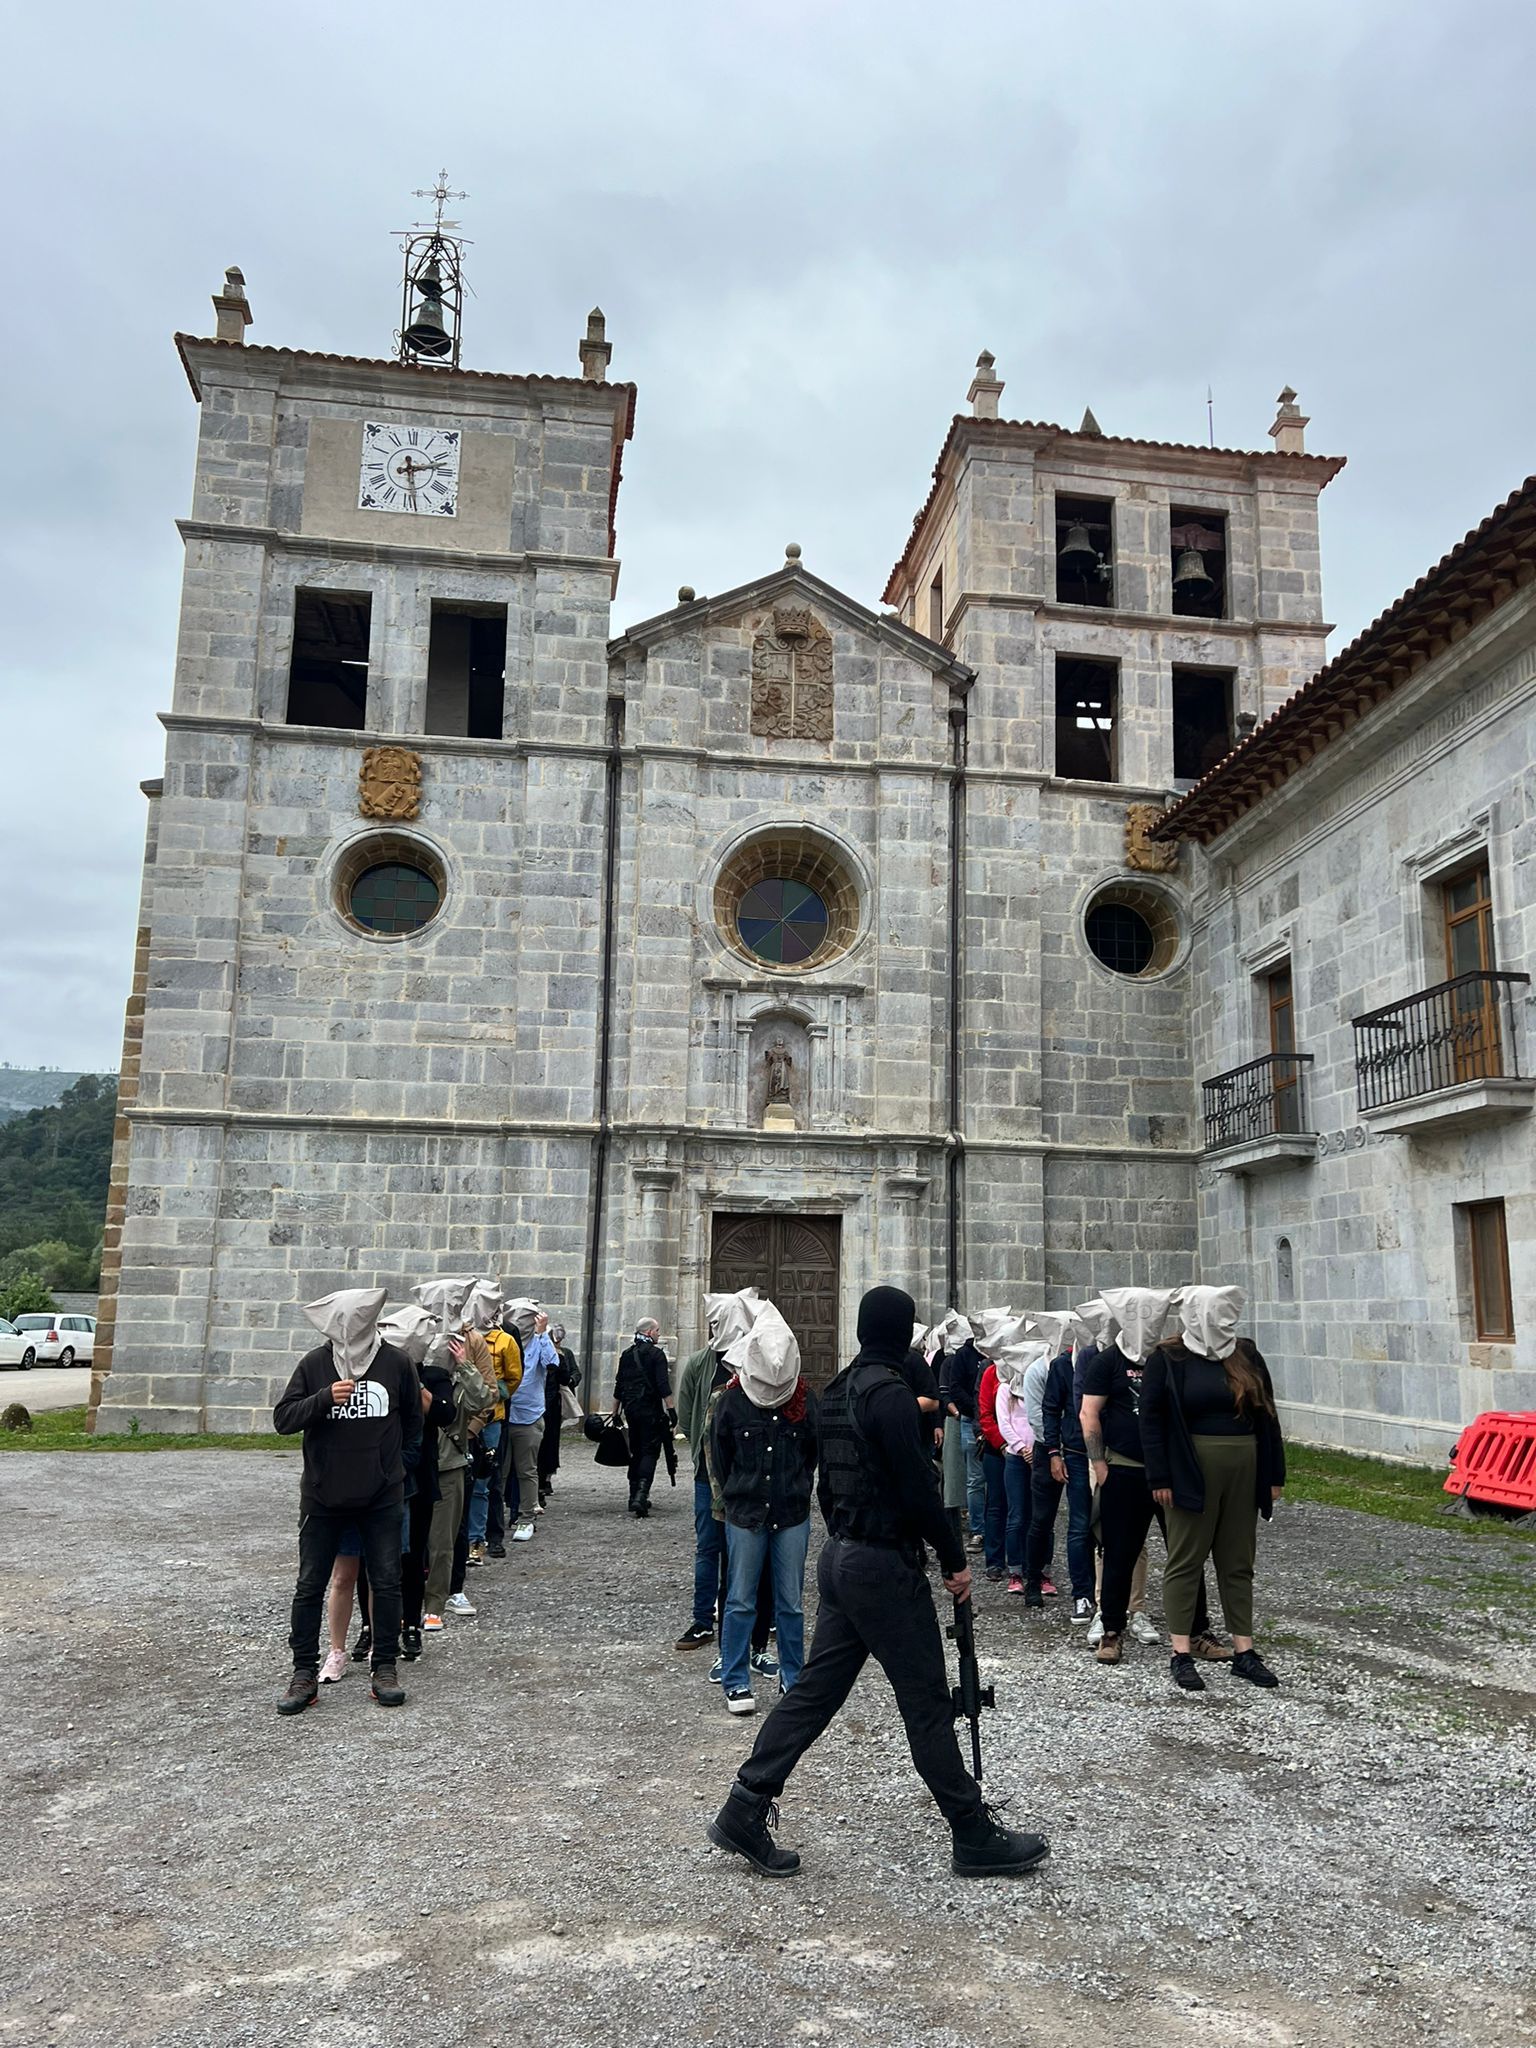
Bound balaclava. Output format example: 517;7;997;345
304;1287;388;1378
1179;1285;1245;1360
855;1285;917;1366
1101;1286;1181;1361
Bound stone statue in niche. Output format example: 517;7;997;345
751;607;835;741
748;1015;810;1130
765;1037;794;1104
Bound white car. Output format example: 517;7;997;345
10;1312;96;1367
0;1318;38;1370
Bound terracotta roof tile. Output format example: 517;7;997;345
1154;475;1536;844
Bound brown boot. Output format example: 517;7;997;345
1095;1632;1123;1665
277;1667;319;1715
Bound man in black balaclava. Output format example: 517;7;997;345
707;1285;1050;1881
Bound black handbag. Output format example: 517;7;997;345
467;1433;497;1480
593;1416;631;1468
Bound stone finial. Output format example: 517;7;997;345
1269;385;1309;455
579;307;612;382
784;542;802;563
967;349;1005;420
1079;406;1104;437
677;585;696;604
212;264;253;344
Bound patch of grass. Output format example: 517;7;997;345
1286;1442;1534;1540
0;1405;294;1453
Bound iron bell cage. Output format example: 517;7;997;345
397;232;465;368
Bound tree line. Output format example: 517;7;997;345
0;1075;114;1321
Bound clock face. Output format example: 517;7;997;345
359;422;461;517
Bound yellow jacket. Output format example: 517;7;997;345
483;1328;524;1421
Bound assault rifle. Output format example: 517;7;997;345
948;1586;995;1781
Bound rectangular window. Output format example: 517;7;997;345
1462;1199;1514;1341
1170;509;1228;619
286;590;372;729
928;570;945;642
425;603;507;740
1440;858;1500;1082
1054;656;1118;781
1171;665;1235;782
1267;962;1300;1132
1054;495;1114;608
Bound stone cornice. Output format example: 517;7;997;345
951;589;1333;640
176;518;619;588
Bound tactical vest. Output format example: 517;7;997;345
818;1361;908;1547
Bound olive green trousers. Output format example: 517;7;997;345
1162;1434;1258;1639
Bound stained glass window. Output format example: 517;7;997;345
349;861;441;935
735;878;830;966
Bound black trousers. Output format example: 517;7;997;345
737;1535;982;1827
451;1472;473;1595
1098;1461;1211;1637
538;1404;562;1487
402;1489;433;1629
623;1401;664;1506
289;1505;401;1670
487;1427;511;1545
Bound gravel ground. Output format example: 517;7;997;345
1;1446;1533;2048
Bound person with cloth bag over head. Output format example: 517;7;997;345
612;1319;674;1517
708;1284;1049;1882
1139;1285;1286;1694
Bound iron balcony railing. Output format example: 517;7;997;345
1352;971;1530;1113
1202;1052;1314;1152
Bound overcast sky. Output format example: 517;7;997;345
4;0;1533;1072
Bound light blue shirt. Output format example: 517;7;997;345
508;1331;556;1425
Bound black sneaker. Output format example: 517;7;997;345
350;1626;372;1664
951;1804;1050;1878
675;1622;715;1651
1170;1652;1207;1693
370;1661;406;1708
400;1625;423;1662
277;1668;319;1716
1231;1648;1281;1689
488;1541;506;1558
1024;1587;1044;1611
725;1687;757;1716
707;1785;801;1878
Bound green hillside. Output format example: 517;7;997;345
0;1076;116;1303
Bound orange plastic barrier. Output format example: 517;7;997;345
1444;1410;1536;1513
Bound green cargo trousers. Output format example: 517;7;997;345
1162;1434;1258;1639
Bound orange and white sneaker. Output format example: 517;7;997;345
422;1612;445;1633
319;1648;348;1684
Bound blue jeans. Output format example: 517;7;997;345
468;1421;502;1546
692;1477;724;1629
982;1448;1007;1572
721;1519;810;1694
1027;1450;1095;1599
960;1418;985;1536
1003;1452;1032;1574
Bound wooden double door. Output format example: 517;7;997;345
709;1212;842;1391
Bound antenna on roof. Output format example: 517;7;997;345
1207;384;1215;448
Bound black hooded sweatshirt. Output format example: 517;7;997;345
273;1339;422;1516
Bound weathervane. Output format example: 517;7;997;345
395;171;470;368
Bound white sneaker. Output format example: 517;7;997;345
512;1521;535;1543
445;1592;477;1617
319;1648;348;1684
1086;1611;1105;1648
1071;1597;1095;1626
1129;1612;1161;1646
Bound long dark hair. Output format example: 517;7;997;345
1169;1336;1274;1417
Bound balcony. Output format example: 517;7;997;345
1202;1053;1318;1174
1354;972;1534;1137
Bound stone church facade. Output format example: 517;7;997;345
93;270;1530;1454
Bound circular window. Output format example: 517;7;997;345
1082;882;1182;977
715;830;860;973
736;878;830;966
334;834;447;939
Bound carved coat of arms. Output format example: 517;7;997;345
1124;802;1179;873
359;746;423;821
751;607;835;741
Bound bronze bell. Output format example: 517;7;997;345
1059;521;1099;571
403;256;452;358
1173;545;1212;590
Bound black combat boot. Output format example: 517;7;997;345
399;1624;423;1662
707;1784;802;1878
370;1662;406;1708
276;1667;319;1717
951;1804;1049;1878
350;1625;372;1664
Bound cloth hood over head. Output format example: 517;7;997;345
855;1285;916;1367
993;1335;1050;1392
501;1296;540;1339
1101;1286;1181;1361
413;1278;476;1331
968;1307;1034;1361
463;1278;502;1332
1075;1295;1119;1348
304;1287;388;1377
1032;1309;1090;1360
705;1286;763;1352
928;1309;972;1356
725;1299;802;1408
1180;1284;1245;1360
379;1302;434;1364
